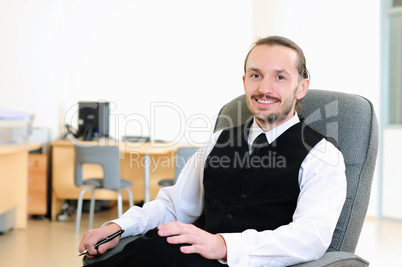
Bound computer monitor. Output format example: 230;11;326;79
77;102;110;140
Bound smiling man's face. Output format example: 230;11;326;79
243;44;309;131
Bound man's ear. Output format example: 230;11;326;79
296;79;310;100
242;75;246;92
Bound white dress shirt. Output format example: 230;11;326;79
107;113;347;267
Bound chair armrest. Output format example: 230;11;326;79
291;251;369;267
82;235;142;266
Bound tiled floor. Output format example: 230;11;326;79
0;205;401;267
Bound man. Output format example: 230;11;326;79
79;36;346;267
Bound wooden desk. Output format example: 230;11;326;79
0;143;41;229
51;139;190;221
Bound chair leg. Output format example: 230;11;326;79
124;187;134;208
75;187;93;234
117;191;123;218
88;188;96;229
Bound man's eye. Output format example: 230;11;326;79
277;75;285;80
251;74;261;79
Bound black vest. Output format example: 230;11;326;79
202;120;332;234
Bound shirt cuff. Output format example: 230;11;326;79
219;232;249;266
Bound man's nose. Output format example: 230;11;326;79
258;79;273;94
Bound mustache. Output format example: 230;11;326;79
251;94;281;102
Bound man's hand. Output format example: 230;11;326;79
157;221;227;260
78;223;122;258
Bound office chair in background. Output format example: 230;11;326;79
74;145;134;233
158;147;199;187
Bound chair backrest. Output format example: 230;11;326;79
214;89;379;253
174;147;199;183
74;145;121;190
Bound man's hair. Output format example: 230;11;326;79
243;36;310;80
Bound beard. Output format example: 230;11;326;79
248;86;298;127
253;98;294;126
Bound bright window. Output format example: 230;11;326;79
387;2;402;124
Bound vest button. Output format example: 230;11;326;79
241;193;247;199
226;214;232;219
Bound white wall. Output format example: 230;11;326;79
0;0;253;144
1;0;382;215
252;0;381;216
252;0;380;108
0;0;63;140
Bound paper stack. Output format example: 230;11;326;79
0;108;33;144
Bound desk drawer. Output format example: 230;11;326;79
27;192;47;215
27;154;48;216
28;172;47;192
28;154;47;172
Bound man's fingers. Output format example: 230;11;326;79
78;224;122;257
157;221;227;260
97;238;119;255
79;230;103;256
158;221;193;237
84;239;100;256
78;230;94;252
158;221;203;247
83;237;116;257
180;244;198;254
158;221;179;236
97;243;108;255
166;233;197;245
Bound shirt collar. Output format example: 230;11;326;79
249;112;300;148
